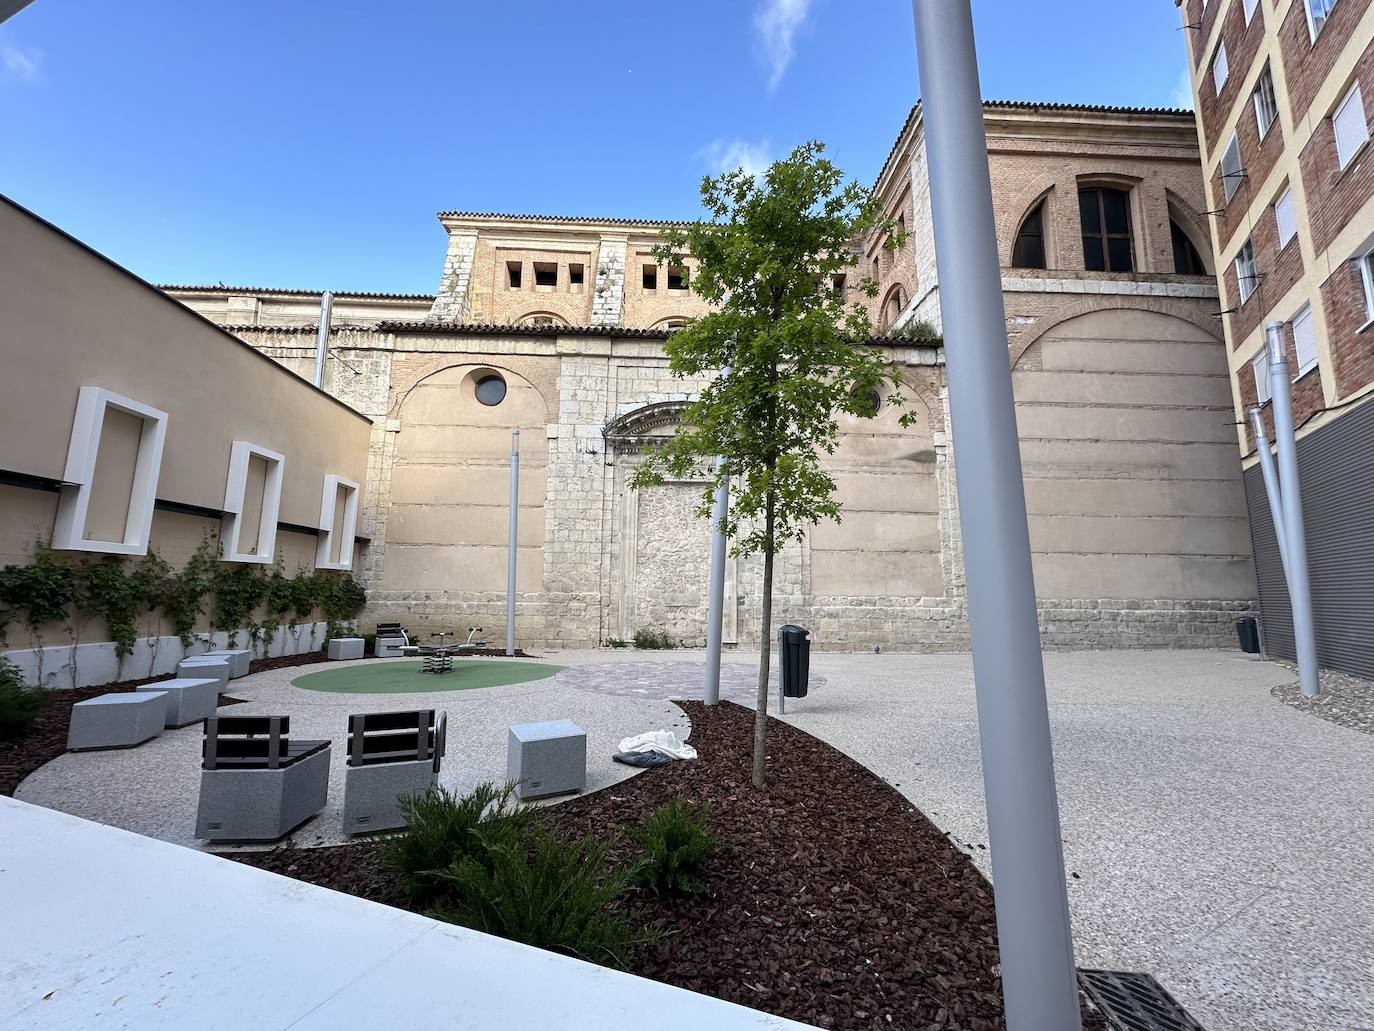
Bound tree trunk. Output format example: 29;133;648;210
752;489;776;789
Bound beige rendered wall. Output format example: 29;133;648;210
1013;308;1255;600
0;198;372;536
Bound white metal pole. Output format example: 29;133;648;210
507;428;520;657
312;291;334;388
1249;407;1291;579
1265;323;1320;696
704;366;732;707
911;4;1082;1029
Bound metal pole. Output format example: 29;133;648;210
704;366;732;707
911;4;1082;1029
506;428;520;657
312;291;334;388
1249;407;1291;579
1266;323;1320;696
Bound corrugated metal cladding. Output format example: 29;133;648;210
1242;395;1374;679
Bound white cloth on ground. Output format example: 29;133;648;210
617;730;698;760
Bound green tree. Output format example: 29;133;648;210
630;141;915;787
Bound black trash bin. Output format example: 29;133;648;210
1236;616;1261;654
779;624;811;698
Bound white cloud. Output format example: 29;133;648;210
753;0;811;91
1169;66;1195;110
699;138;773;178
1;41;43;83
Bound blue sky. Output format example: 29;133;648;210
1;1;1193;295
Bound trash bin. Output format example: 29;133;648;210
1236;616;1261;654
779;624;811;698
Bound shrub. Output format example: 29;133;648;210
633;627;677;650
430;826;647;969
630;798;721;898
382;783;537;904
0;659;46;739
606;637;628;649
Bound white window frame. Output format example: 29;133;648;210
1253;66;1278;139
1242;0;1259;23
1252;349;1272;404
53;386;168;556
1332;82;1369;171
1212;42;1230;94
1305;0;1340;41
1357;247;1374;325
1291;303;1319;377
221;441;285;564
1275;187;1298;248
1235;239;1259;304
1222;133;1244;201
315;474;360;571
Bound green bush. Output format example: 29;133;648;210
430;826;646;969
606;637;628;649
633;627;677;650
0;658;46;739
382;783;537;904
630;798;721;898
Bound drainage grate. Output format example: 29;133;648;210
1078;969;1206;1031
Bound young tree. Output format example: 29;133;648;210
630;141;915;788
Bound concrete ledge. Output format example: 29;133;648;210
0;797;815;1030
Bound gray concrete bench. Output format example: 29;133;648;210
342;709;447;834
68;692;168;751
327;637;365;661
196;716;331;842
177;656;231;690
508;720;586;800
136;677;220;727
200;649;251;679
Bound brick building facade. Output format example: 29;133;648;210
1178;0;1374;676
163;101;1256;651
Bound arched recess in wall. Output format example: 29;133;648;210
1004;306;1250;605
1011;191;1053;269
516;311;568;328
879;284;907;332
382;363;550;596
650;316;692;331
1165;191;1214;275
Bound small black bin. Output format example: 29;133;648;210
779;624;811;698
1236;616;1261;654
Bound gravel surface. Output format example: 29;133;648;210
1271;665;1374;735
231;700;1108;1031
0;650;323;797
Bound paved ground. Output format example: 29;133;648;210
16;647;1372;1030
16;656;691;850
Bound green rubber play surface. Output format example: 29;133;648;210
291;659;564;694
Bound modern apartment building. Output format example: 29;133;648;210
1178;0;1374;676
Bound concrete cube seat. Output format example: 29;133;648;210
327;637;365;661
200;649;251;679
136;678;220;727
508;719;586;800
68;692;168;751
196;716;331;842
343;709;447;834
177;656;231;690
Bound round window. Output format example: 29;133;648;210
475;374;507;406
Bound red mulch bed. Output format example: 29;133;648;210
225;701;1105;1030
0;650;327;797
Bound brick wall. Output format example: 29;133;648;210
1184;0;1226;71
1235;320;1327;451
1297;36;1374;254
1211;99;1286;254
1321;255;1374;396
1198;0;1267;147
1223;192;1305;344
1279;0;1373;121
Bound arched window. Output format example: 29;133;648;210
1170;219;1207;275
517;312;567;328
1079;187;1134;272
1012;200;1048;269
881;286;906;331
